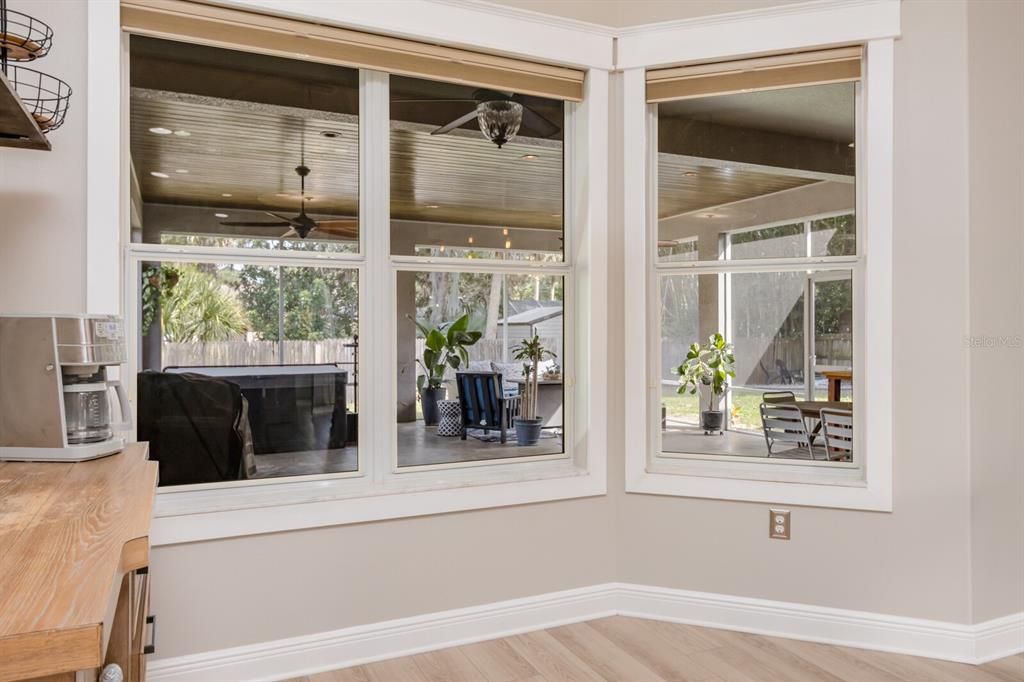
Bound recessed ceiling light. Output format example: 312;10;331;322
722;167;734;174
520;154;539;160
221;193;232;197
148;127;172;135
173;130;191;137
683;171;697;177
174;169;189;174
214;213;228;218
848;142;855;148
425;204;440;209
320;130;342;138
150;171;169;178
551;213;562;218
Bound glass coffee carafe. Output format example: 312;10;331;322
62;367;130;445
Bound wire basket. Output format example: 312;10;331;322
6;64;71;133
0;6;52;62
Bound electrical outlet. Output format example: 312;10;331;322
769;509;791;540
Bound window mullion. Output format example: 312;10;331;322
359;69;392;485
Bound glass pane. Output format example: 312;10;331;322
811;214;857;256
129;36;359;252
137;261;359;485
659;269;855;462
812;271;854;401
396;269;565;467
657;83;856;262
389;75;564;262
728;223;805;260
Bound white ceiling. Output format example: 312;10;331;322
484;0;804;28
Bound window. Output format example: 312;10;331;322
653;80;859;466
390;75;569;469
128;36;362;488
137;260;359;484
122;14;595;515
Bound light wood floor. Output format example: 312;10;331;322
287;616;1023;682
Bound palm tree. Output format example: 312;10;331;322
161;265;248;342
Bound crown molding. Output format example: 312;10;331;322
616;0;901;70
208;0;616;70
615;0;895;36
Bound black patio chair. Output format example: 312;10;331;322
455;372;520;444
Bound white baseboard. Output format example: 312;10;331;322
146;585;619;682
147;583;1024;682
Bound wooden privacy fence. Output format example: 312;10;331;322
162;338;357;367
415;336;563;367
663;334;852;384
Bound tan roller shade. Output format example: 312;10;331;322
121;0;585;101
646;46;862;103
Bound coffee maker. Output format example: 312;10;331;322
0;314;131;461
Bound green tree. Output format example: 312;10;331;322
232;265;358;341
161;265;248;342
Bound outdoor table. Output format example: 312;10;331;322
821;370;853;401
793;400;853;444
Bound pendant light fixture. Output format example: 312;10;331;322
475;100;523;149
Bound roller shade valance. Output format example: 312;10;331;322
120;0;585;102
646;46;862;103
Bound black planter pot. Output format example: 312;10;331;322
515;417;544;446
701;409;724;434
420;387;447;426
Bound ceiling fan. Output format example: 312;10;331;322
219;164;357;240
392;88;561;149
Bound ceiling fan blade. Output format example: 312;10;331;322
431;110;480;136
521;105;560;138
265;211;302;227
219;221;292;227
313;221;359;239
281;228;299;239
315;219;358;229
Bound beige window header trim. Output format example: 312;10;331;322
120;0;585;101
646;46;862;103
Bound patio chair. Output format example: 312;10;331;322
455;372;520;444
820;408;854;461
760;402;815;459
762;390;797;404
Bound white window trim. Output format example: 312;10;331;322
89;1;611;545
622;11;896;510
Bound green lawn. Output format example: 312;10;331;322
662;387;851;431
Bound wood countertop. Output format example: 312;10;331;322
0;443;158;682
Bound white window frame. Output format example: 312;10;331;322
621;7;897;511
90;1;611;544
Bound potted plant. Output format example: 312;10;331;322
511;335;556;446
411;313;482;426
677;332;736;434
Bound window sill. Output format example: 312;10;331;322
151;459;603;546
627;458;891;511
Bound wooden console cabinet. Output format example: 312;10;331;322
0;445;158;682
